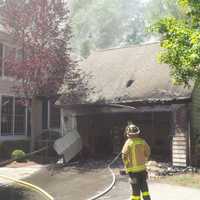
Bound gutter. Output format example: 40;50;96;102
57;96;192;108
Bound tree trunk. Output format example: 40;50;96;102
30;96;43;151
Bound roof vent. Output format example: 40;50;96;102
126;79;134;88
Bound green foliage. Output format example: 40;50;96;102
0;140;30;159
146;0;184;23
151;0;200;85
11;149;26;162
70;0;189;57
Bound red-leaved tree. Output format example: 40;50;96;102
1;0;73;97
0;0;75;149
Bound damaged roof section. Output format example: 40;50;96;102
58;42;194;106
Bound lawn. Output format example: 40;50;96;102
157;173;200;189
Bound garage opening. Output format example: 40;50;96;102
77;110;173;162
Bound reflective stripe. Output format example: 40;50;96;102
134;140;145;145
126;165;146;173
142;191;150;196
131;195;141;200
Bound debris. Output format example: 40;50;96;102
146;160;199;179
56;157;64;165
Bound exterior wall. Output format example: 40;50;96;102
172;104;190;167
0;32;61;152
191;84;200;166
191;85;200;134
0;32;29;142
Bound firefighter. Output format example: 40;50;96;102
122;123;151;200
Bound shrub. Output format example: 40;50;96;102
11;149;26;162
0;140;30;159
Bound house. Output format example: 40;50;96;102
0;27;61;158
57;42;195;167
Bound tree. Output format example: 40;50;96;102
70;0;148;57
1;0;73;98
151;0;200;85
145;0;183;23
151;0;200;164
0;0;75;150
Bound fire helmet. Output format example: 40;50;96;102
125;123;140;137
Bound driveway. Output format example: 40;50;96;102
99;175;200;200
25;165;111;200
5;163;199;200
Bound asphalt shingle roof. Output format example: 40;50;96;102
59;42;193;105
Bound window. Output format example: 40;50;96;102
1;96;13;135
4;45;12;77
42;98;60;129
14;98;26;135
50;100;60;129
0;43;18;77
1;96;27;136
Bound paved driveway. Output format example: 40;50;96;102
25;166;111;200
99;175;200;200
8;164;197;200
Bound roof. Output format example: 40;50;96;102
59;42;194;106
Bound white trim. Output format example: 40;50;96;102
42;99;61;131
0;136;30;141
0;95;1;136
25;104;28;136
1;43;4;78
61;109;64;136
0;95;28;137
47;100;50;129
12;97;15;136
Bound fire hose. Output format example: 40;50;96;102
0;145;54;200
88;152;122;200
0;145;123;200
0;175;54;200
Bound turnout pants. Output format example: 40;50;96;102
128;171;151;200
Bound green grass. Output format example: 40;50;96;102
157;173;200;189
